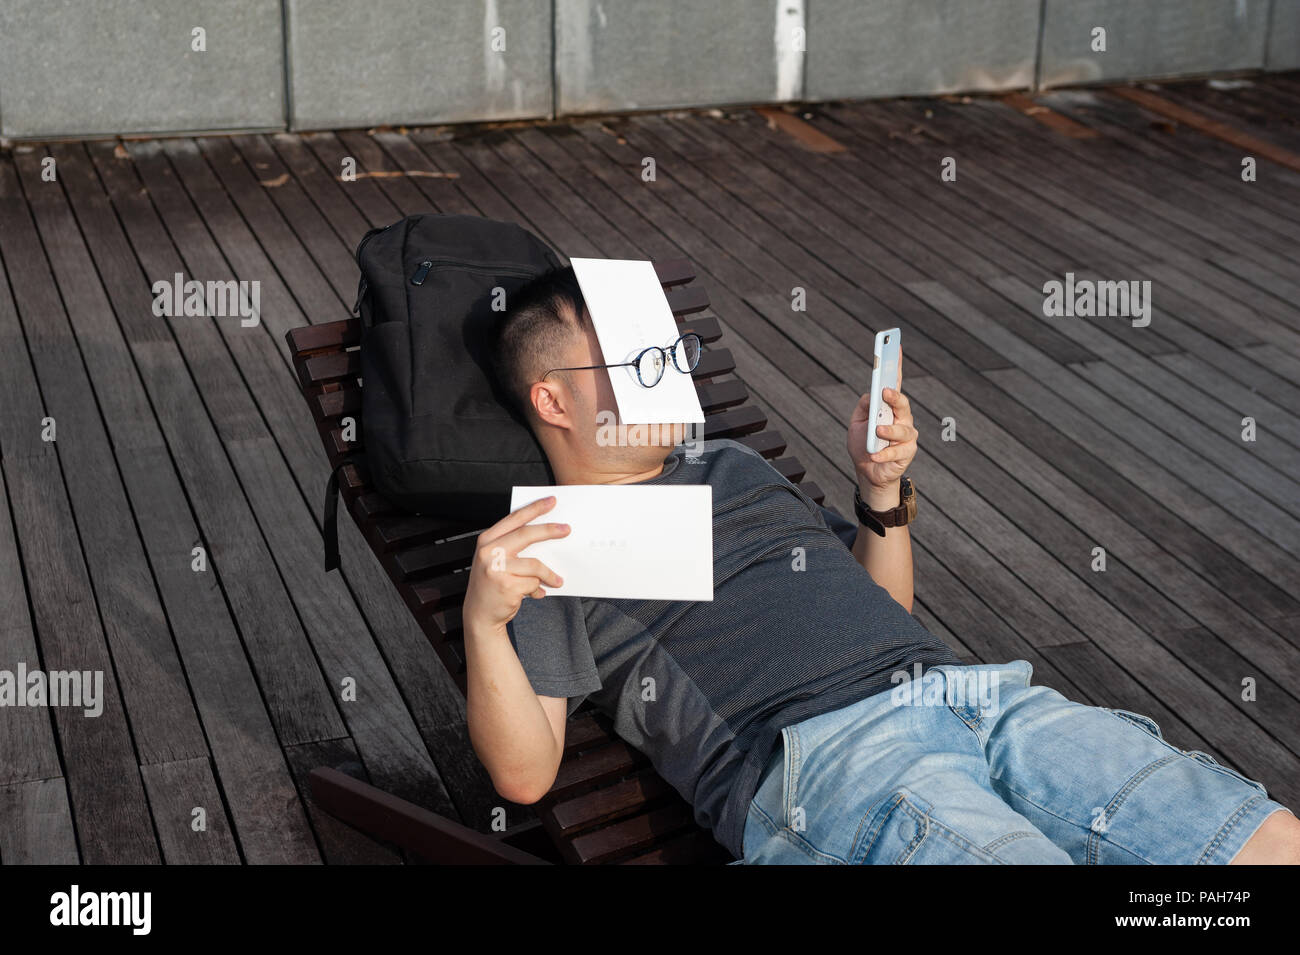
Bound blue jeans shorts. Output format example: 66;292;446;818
740;660;1291;864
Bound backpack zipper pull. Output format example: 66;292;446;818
352;277;368;315
411;260;433;285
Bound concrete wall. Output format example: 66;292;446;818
1039;0;1274;88
806;0;1041;101
0;0;285;139
287;0;551;129
1267;0;1300;70
1;0;1297;141
555;0;804;113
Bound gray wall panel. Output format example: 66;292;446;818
1267;0;1300;70
0;0;284;139
287;0;551;129
556;0;801;114
805;0;1040;100
1040;0;1271;87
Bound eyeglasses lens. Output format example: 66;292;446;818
674;335;701;372
637;349;665;386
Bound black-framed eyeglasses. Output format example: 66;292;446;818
542;332;703;389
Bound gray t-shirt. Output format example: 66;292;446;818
506;437;961;860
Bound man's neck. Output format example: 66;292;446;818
555;459;667;486
546;441;674;486
603;461;667;485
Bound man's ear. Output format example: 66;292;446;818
530;376;572;429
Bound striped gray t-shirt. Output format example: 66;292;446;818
506;437;961;860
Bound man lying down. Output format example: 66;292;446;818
464;265;1298;865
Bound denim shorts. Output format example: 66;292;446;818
740;660;1291;864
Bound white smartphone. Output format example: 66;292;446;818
866;328;901;455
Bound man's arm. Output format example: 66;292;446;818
465;618;568;804
461;496;578;805
849;479;913;612
842;380;919;612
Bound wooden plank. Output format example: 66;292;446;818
986;274;1300;494
910;97;1300;335
136;140;462;816
818;100;1129;273
228;134;365;311
1038;91;1300;241
1163;80;1300;149
1157;626;1300;769
999;92;1101;139
1084;86;1300;195
909;600;978;664
230;434;454;811
0;454;159;862
808;382;1086;651
1155;351;1300;448
1112;85;1300;173
682;108;1100;370
906;373;1300;676
118;446;322;862
754;107;849;153
0;433;63;793
1241;342;1300;387
631;114;1017;375
139;757;242;864
635;111;1027;371
1037;642;1218;757
843;98;1300;359
909;542;1088;702
942;94;1300;272
27;143;325;865
84;141;349;748
283;738;402;864
910;279;1300;596
307;767;550;865
0;777;80;864
1075;359;1300;516
989;364;1300;609
10;149;212;767
895;91;1300;299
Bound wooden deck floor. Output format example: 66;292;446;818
1;74;1298;863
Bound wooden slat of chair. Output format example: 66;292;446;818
287;259;825;864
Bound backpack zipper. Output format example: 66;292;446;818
351;222;396;316
411;258;541;285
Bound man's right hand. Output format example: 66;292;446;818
463;495;571;637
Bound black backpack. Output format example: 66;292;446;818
323;213;563;571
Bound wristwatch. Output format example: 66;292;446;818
853;476;916;538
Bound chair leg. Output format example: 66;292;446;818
308;767;551;865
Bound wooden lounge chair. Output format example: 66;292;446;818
285;258;826;864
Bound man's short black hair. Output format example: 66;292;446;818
490;265;587;423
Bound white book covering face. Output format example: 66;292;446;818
569;258;706;427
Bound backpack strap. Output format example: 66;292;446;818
323;457;357;573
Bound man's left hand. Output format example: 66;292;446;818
847;386;918;506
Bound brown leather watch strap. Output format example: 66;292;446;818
854;477;916;537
